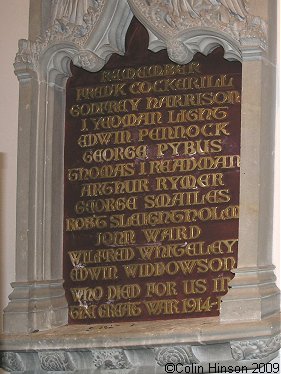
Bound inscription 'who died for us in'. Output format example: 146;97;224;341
63;20;241;324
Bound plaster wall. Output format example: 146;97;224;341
275;0;280;290
0;0;280;338
0;0;29;334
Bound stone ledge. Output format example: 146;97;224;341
0;314;280;373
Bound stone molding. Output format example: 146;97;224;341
3;280;68;334
154;345;198;366
231;335;281;361
38;351;76;371
1;335;280;372
0;352;25;372
220;266;280;321
92;349;132;369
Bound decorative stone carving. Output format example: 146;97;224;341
154;346;198;366
14;0;133;75
50;0;98;26
0;352;25;372
14;0;105;74
166;39;193;65
46;0;105;46
92;349;132;369
14;39;41;71
211;0;248;21
129;0;268;63
39;351;76;371
231;335;281;360
154;0;248;23
14;0;269;75
1;337;281;373
72;50;105;72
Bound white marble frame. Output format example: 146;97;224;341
2;0;280;334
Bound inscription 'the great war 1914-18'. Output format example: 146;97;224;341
64;19;241;324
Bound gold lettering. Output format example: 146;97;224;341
144;299;180;315
82;145;147;163
69;305;97;320
71;287;103;302
88;111;162;130
80;179;149;197
66;56;241;323
107;284;141;300
74;196;137;214
212;276;232;292
183;279;207;295
155;173;225;191
135;240;238;261
68;247;135;266
67;163;135;181
138;122;230;142
100;63;202;83
168;106;228;123
70;265;118;281
78;130;132;147
76;83;127;101
138;155;240;175
96;230;136;246
97;301;142;318
65;215;107;231
70;98;142;117
181;297;214;313
128;75;235;95
109;204;238;229
146;281;178;297
142;225;201;243
146;91;240;110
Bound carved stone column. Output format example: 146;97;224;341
3;0;133;334
3;39;70;333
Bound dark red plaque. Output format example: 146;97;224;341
64;18;241;324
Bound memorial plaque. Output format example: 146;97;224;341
2;2;279;372
64;19;241;324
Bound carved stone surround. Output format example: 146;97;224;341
0;335;280;372
128;0;268;63
1;0;280;372
15;0;268;76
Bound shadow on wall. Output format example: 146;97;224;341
0;152;5;331
0;152;6;334
0;153;9;374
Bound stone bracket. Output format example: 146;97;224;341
0;334;280;373
1;315;280;372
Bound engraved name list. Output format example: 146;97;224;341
63;29;241;324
